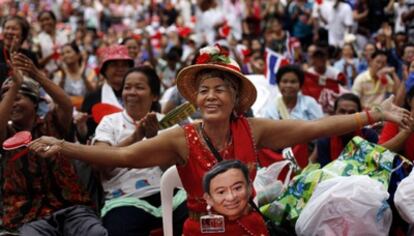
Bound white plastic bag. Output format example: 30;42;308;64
395;169;414;224
253;159;292;206
295;176;392;236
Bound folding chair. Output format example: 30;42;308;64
160;165;183;236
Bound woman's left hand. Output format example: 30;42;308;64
380;95;412;128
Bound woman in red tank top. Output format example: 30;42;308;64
29;45;410;235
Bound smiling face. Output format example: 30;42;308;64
3;19;23;48
0;92;37;129
61;45;80;65
204;168;251;220
38;12;56;34
342;44;354;59
196;76;237;122
403;46;414;64
278;72;300;100
369;54;387;75
122;71;156;119
364;44;376;60
124;39;141;59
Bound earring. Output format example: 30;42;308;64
206;204;212;215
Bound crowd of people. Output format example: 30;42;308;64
1;0;414;235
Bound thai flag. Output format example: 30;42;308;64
265;48;289;85
286;36;301;63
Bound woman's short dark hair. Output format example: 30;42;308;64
37;10;57;23
2;15;30;44
334;93;362;112
276;65;305;87
121;66;161;112
202;160;250;195
370;50;388;60
62;41;83;65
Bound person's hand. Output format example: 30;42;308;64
73;111;89;125
7;55;24;88
379;95;411;128
131;119;145;142
28;136;64;158
9;36;20;54
140;112;159;139
399;114;414;133
11;53;40;77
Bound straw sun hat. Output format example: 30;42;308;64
176;44;257;113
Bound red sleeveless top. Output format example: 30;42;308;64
177;117;268;236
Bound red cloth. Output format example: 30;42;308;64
258;144;308;182
379;122;414;161
301;72;340;101
177;117;268;235
329;130;362;160
258;144;309;168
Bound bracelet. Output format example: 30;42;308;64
372;105;385;123
56;139;65;157
354;112;363;129
365;110;374;125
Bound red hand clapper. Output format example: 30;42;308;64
3;131;32;150
2;131;32;161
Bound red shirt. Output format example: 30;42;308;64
379;122;414;161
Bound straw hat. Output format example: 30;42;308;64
176;44;257;113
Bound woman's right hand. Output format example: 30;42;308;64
28;136;64;158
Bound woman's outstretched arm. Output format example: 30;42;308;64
28;126;187;169
252;96;411;150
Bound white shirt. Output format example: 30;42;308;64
93;111;164;200
37;30;69;73
313;1;353;47
195;6;226;45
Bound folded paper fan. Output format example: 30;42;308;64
159;102;196;129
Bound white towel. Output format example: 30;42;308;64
101;81;123;109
